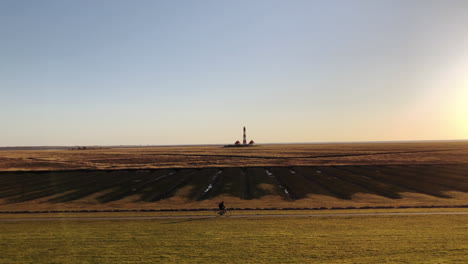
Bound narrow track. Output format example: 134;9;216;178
1;211;467;221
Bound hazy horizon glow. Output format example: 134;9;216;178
1;0;467;146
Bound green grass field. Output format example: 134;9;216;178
1;214;467;263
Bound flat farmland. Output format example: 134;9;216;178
1;214;467;264
0;163;467;212
1;143;468;264
1;142;467;212
1;142;468;171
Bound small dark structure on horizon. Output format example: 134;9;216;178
224;127;256;148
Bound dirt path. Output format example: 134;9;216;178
1;211;467;221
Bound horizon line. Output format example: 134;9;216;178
1;139;467;150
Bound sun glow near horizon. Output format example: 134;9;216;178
1;1;468;146
438;55;468;139
451;82;468;137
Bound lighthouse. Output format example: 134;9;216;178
224;126;256;147
243;126;247;145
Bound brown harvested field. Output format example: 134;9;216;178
1;142;467;212
1;142;468;171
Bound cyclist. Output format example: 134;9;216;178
218;201;226;215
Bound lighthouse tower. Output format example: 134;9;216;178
243;126;247;145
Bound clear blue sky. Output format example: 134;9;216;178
1;0;467;146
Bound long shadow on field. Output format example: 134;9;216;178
0;164;467;205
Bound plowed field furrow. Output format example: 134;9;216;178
384;165;464;191
314;166;375;195
213;168;243;198
184;169;219;200
427;164;468;176
0;186;42;199
408;165;468;183
245;169;252;199
48;171;138;203
294;167;360;200
139;171;182;202
387;166;468;191
2;171;101;191
431;168;468;181
266;168;297;199
195;169;223;200
0;173;61;193
1;165;467;207
239;169;253;200
341;165;427;194
147;170;196;202
245;168;283;198
438;164;468;174
271;167;331;199
0;173;43;191
339;166;412;191
364;166;451;198
97;170;171;203
320;166;401;199
5;172;109;202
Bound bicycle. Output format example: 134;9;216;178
213;208;232;216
